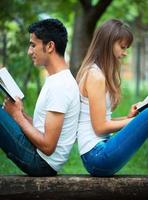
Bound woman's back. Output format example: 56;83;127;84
77;64;112;155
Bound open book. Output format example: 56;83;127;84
0;67;24;101
136;96;148;112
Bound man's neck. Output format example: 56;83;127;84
45;55;68;75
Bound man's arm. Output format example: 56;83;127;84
22;111;33;124
4;98;64;155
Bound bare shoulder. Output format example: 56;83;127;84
86;67;105;86
80;66;105;96
85;67;106;98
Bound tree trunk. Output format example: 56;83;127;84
70;4;94;77
70;0;113;77
0;175;148;200
0;31;7;66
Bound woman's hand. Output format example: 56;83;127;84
127;104;139;118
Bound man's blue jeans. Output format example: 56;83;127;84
0;107;57;176
81;108;148;176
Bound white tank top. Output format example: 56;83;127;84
77;64;112;155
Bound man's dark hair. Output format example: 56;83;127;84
28;18;68;56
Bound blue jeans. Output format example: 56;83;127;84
81;108;148;176
0;107;57;176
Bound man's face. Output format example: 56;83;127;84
28;33;48;66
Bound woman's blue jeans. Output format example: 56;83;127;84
81;108;148;176
0;107;57;176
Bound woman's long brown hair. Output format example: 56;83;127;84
76;19;133;110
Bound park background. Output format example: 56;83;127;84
0;0;147;175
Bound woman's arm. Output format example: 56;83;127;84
112;104;138;121
84;69;136;135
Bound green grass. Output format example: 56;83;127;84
118;141;148;175
0;82;148;175
0;149;24;175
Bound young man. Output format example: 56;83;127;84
0;18;80;176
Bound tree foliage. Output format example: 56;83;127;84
0;0;148;90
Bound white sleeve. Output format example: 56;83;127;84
45;86;70;113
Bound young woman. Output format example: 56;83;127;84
76;19;148;176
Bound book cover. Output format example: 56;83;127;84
137;96;148;112
0;67;24;101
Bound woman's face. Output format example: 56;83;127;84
113;40;128;59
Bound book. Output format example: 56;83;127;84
0;67;24;101
136;96;148;112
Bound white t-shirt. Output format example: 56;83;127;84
33;69;80;171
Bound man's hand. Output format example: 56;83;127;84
3;97;64;156
3;97;24;121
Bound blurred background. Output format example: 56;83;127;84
0;0;148;175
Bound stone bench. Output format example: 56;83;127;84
0;175;148;200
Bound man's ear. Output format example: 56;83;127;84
47;41;55;53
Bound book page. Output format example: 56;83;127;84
137;96;148;111
0;67;24;100
0;78;9;92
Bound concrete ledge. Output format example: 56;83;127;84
0;175;148;200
